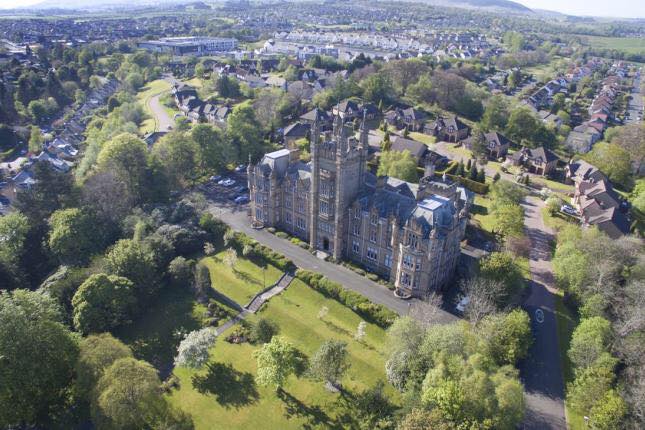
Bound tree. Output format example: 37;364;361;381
568;317;612;369
479;252;523;304
168;256;194;288
93;357;163;429
589;390;628;430
96;133;149;203
308;340;350;388
105;239;158;299
479;309;532;365
430;70;466;111
153;131;199;188
251;318;279;344
354;321;367;341
567;354;617;415
382;58;429;95
0;290;79;428
585;142;632;188
377;150;418;182
75;333;133;400
360;73;395;105
545;196;563;216
254;336;304;390
227;101;265;162
0;212;29;270
29;125;43;153
48;208;99;265
190;124;230;173
492;204;525;239
174;327;217;369
72;273;137;334
407;73;433;104
216;75;240;98
505;106;553;148
489;179;527;210
469;127;488;161
223;247;238;269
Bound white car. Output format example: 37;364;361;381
456;296;470;313
221;179;236;187
560;205;578;216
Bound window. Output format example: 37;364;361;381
320;222;333;234
403;254;413;269
255;194;263;204
297;199;305;213
367;246;378;261
296;217;306;230
320;201;329;215
285;212;292;224
370;213;378;225
384;253;392;268
285;198;292;209
352;240;360;254
407;233;418;248
354;209;360;219
352;222;361;236
256;209;263;221
416;257;422;271
401;272;411;286
370;229;377;243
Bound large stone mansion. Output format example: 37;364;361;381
247;112;472;297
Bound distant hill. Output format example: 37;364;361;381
405;0;534;13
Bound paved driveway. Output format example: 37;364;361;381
206;199;457;323
148;93;174;132
519;197;566;430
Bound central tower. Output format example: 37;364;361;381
309;108;368;260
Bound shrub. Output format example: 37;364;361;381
276;232;289;239
367;273;380;282
251;318;279;344
267;227;276;234
295;269;397;328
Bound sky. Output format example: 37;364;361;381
1;0;645;18
517;0;645;18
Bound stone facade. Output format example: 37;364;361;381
248;112;471;297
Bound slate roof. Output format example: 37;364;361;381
391;136;428;160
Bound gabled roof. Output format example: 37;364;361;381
300;108;330;123
283;122;310;138
391;136;428;160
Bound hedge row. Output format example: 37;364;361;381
295;269;398;328
226;230;296;273
445;173;489;194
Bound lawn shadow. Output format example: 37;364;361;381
471;203;489;216
191;362;259;409
233;268;262;286
277;389;339;430
322;319;352;337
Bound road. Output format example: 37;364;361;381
519;196;567;430
625;68;643;125
147;92;174;132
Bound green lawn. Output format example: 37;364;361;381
409;132;436;146
531;177;574;193
136;79;172;135
540;207;578;233
583;36;645;55
201;251;283;307
167;279;395;430
472;194;496;234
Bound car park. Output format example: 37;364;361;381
234;185;248;193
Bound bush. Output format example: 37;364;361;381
367;273;380;282
295;269;397;328
267;227;276;234
276;232;289;239
226;231;296;272
251;318;279;344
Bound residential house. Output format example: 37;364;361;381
464;131;513;159
390;136;429;166
507;146;558;176
425;116;470;143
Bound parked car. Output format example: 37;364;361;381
234;164;246;172
221;179;236;187
234;185;248;193
560;205;578;216
210;174;222;182
234;195;249;204
456;296;470;313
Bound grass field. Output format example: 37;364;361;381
583;36;645;54
201;250;283;307
471;194;497;234
136;79;172;135
167;279;395;429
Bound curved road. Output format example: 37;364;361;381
147;92;175;132
519;197;567;429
